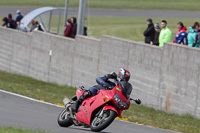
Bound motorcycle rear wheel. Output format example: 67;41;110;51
90;110;117;132
57;107;73;127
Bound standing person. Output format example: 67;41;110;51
173;22;187;45
159;20;172;47
187;22;199;47
71;17;77;36
14;10;23;22
152;23;161;46
64;18;75;38
83;26;87;36
143;18;156;44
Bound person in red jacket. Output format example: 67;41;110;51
64;18;75;38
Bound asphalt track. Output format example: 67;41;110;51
0;90;180;133
0;6;200;18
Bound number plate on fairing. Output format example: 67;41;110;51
63;97;71;105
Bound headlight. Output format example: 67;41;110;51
119;101;128;109
113;94;127;109
114;94;121;103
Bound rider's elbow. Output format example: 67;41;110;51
96;76;106;85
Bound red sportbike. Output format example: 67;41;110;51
57;83;141;132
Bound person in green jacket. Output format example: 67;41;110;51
159;20;172;47
187;22;199;47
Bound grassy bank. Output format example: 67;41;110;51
0;71;76;103
0;70;200;133
1;0;200;11
0;127;48;133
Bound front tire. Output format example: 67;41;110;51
57;107;73;127
90;110;117;132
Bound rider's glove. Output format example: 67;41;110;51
103;82;113;90
105;72;117;80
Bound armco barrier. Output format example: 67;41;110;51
0;26;199;119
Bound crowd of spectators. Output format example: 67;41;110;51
1;9;46;33
144;18;200;48
3;10;198;46
1;11;87;39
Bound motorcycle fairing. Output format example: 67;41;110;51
76;89;114;125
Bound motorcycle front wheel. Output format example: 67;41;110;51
57;107;73;127
90;110;117;132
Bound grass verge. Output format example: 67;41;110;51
1;0;200;11
0;127;48;133
0;70;200;133
0;70;76;104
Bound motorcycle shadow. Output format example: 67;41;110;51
69;127;111;133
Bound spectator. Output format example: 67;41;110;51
14;10;23;22
64;18;75;38
2;14;16;29
30;20;45;32
71;17;77;36
173;22;187;45
2;17;9;27
152;23;160;46
71;17;87;36
83;26;87;36
159;20;172;47
30;20;37;32
35;21;45;32
143;18;156;44
193;28;200;48
16;21;29;32
188;22;199;47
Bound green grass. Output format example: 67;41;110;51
0;70;200;133
0;127;48;133
1;0;200;11
122;106;200;133
0;71;76;104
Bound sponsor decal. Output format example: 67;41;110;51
116;87;121;91
105;95;109;99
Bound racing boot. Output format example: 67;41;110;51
71;90;92;113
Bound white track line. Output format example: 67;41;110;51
0;89;64;108
0;89;180;133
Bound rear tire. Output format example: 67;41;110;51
90;110;117;132
57;107;73;127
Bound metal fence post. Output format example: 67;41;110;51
63;0;69;35
77;0;87;35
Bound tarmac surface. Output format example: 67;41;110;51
0;90;179;133
0;6;200;18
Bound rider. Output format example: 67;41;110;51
71;68;132;112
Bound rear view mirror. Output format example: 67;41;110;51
130;98;141;105
135;99;141;105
